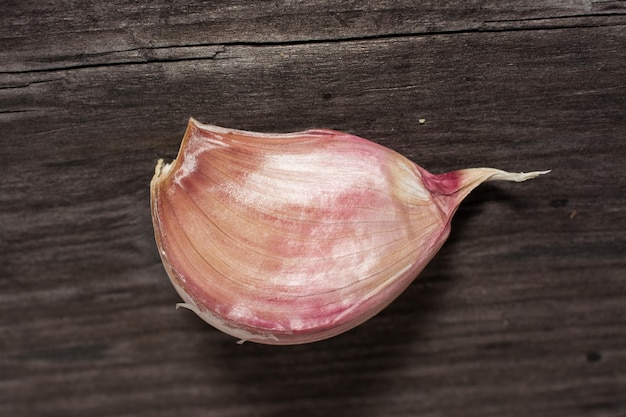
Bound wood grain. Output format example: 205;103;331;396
1;1;625;416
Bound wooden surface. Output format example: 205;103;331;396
1;1;625;416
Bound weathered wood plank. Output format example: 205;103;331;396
2;0;626;72
1;1;625;417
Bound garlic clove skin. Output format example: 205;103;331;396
150;118;548;345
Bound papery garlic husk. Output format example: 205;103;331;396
150;118;548;345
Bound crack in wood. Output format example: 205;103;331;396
0;78;64;89
0;46;228;75
0;109;38;114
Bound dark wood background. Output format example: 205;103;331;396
1;1;625;416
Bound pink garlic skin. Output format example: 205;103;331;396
150;119;546;344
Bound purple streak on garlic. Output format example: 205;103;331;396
150;118;548;345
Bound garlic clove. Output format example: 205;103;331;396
150;118;548;345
